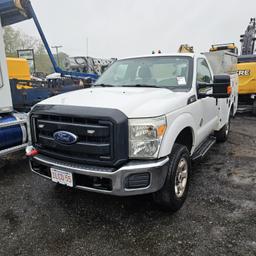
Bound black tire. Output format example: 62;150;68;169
153;144;191;212
215;115;231;143
252;100;256;116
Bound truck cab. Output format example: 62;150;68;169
27;53;238;212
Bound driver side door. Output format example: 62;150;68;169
196;58;218;140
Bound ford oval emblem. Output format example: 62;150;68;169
53;131;78;145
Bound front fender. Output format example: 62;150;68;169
159;113;196;157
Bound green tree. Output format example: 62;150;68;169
3;26;69;74
34;43;53;74
3;26;21;56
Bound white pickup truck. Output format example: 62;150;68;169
27;52;238;212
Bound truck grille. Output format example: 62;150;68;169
30;105;129;167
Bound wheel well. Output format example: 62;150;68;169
174;127;193;152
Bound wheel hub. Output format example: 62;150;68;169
174;158;188;198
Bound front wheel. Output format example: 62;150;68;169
153;144;191;212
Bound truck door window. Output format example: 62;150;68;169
197;59;213;84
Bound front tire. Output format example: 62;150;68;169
153;144;191;212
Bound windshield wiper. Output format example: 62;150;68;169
93;84;115;87
122;84;160;88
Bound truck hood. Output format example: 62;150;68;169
38;87;188;118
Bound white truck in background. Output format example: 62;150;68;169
27;51;238;212
0;18;28;156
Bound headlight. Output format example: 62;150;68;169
129;116;167;159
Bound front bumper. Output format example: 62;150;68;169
30;154;169;196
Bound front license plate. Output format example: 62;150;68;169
51;168;73;187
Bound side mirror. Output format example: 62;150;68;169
212;75;231;98
197;75;231;99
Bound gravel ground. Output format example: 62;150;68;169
0;115;255;256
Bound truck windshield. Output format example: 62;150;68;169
95;56;193;91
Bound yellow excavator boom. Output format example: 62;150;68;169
178;44;194;53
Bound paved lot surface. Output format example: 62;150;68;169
0;115;255;256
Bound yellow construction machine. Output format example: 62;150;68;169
6;57;32;89
237;18;256;114
178;44;194;53
7;58;31;81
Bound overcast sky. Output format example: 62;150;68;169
13;0;256;59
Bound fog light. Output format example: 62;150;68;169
125;173;150;189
